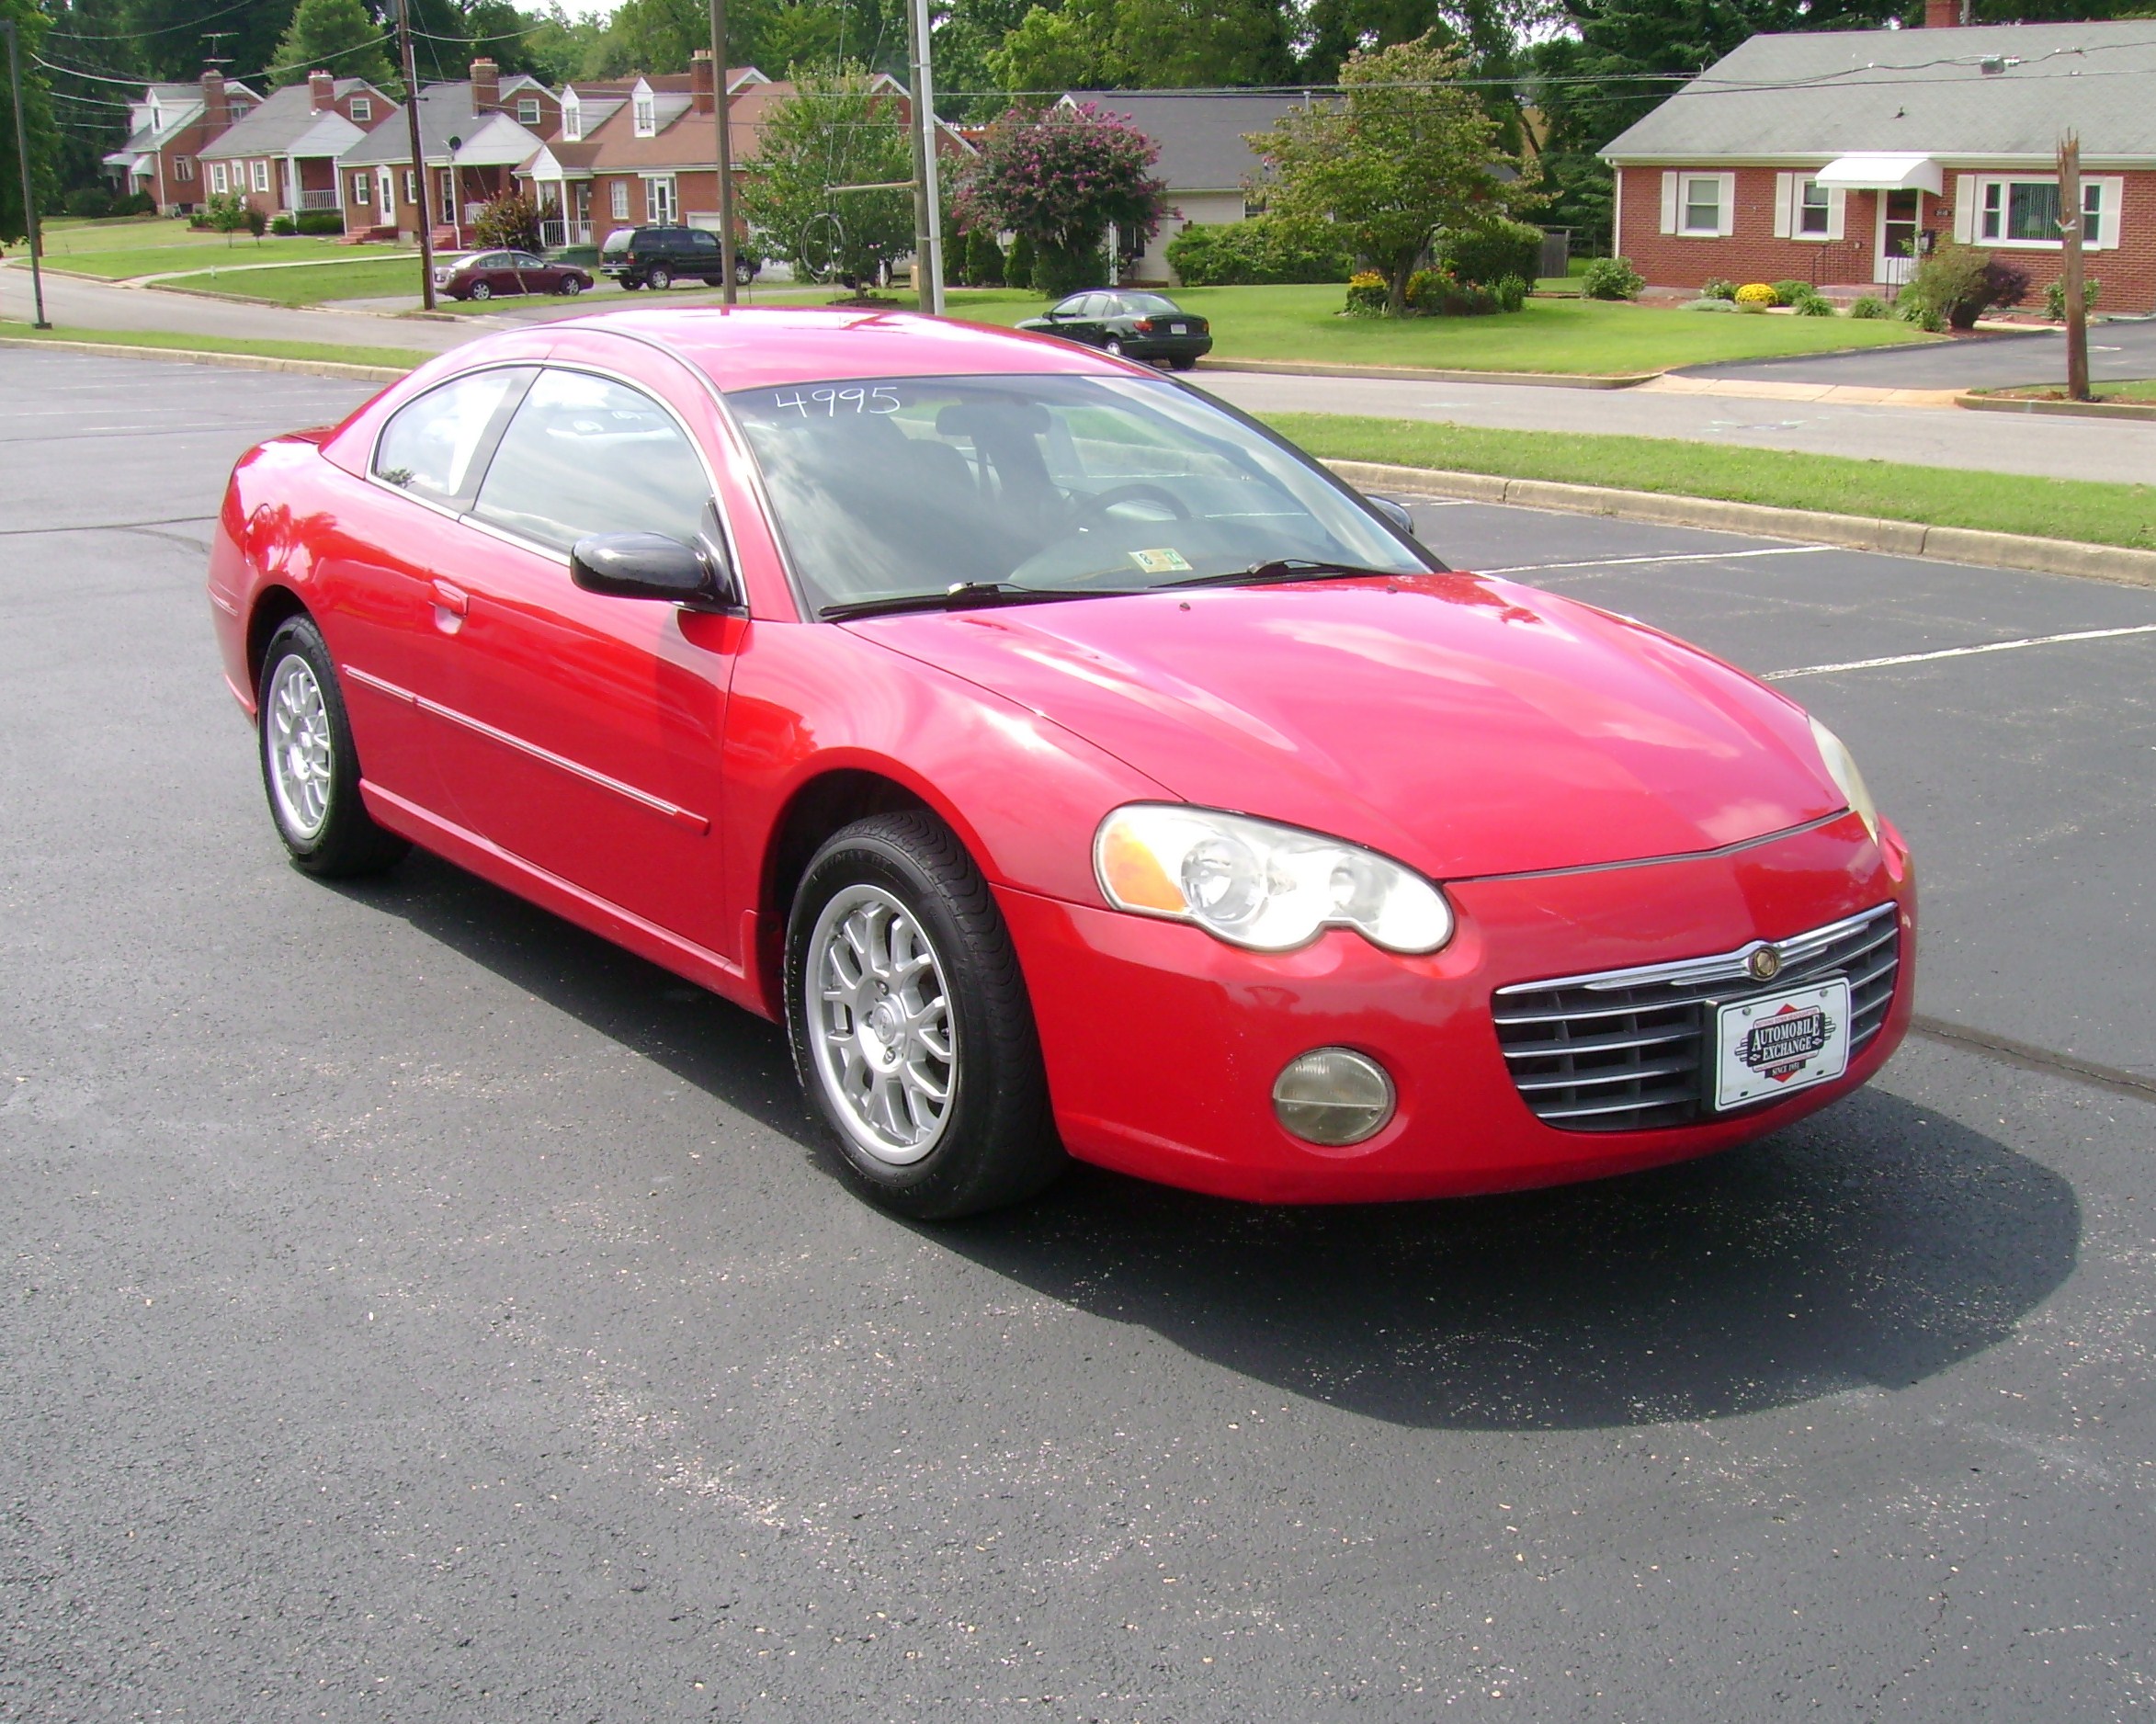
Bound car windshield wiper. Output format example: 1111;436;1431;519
1159;558;1412;590
822;580;1148;621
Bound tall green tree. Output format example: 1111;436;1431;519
990;0;1294;90
108;0;294;82
595;0;909;79
1255;33;1527;313
269;0;396;88
737;64;915;286
1;0;60;240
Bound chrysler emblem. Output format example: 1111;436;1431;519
1748;946;1784;982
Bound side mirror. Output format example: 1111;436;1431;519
1365;493;1418;537
570;530;735;608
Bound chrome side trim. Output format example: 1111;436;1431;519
1493;902;1899;1001
341;664;710;835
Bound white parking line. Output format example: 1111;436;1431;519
1765;623;2156;681
1479;545;1828;577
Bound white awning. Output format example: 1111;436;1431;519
1812;153;1944;194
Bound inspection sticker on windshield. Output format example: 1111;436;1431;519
1129;548;1193;574
1713;979;1850;1109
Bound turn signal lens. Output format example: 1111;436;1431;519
1808;717;1880;844
1094;804;1453;955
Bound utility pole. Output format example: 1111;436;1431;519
708;0;736;304
2;17;50;327
903;0;943;315
2059;130;2089;403
393;0;436;312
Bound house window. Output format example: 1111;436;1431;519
610;180;630;221
210;162;228;194
228;102;250;121
351;171;370;204
1979;176;2099;246
633;94;656;137
403;169;418;205
249;159;268;194
561;96;582;142
1681;175;1721;235
175;155;194;184
1799;180;1831;236
644;175;676;223
349;97;371;122
517;97;541;126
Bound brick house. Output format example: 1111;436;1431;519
1602;12;2156;312
197;73;388;220
335;60;560;244
100;73;262;213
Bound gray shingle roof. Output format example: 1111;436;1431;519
199;80;373;159
1603;19;2156;163
1061;91;1326;190
343;81;550;167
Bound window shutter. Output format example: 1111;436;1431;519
1953;175;1976;244
1827;187;1846;242
2091;176;2125;250
1660;171;1678;235
1773;173;1794;238
1717;173;1738;237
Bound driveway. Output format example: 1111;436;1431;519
1678;315;2156;389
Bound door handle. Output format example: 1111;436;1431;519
431;579;470;618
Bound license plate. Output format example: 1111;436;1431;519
1712;979;1850;1109
1168;322;1186;334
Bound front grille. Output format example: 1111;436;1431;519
1492;904;1901;1133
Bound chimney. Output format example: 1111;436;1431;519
471;57;499;114
690;49;715;117
308;69;335;111
200;68;229;131
1923;0;1959;24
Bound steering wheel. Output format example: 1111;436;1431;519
1070;482;1193;525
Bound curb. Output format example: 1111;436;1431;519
1957;391;2156;422
0;335;411;382
1201;357;1659;391
1323;458;2156;589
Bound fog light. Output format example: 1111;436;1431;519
1272;1049;1396;1147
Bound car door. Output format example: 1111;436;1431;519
431;365;738;958
507;251;545;294
1045;293;1093;342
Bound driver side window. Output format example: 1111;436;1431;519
1055;295;1089;318
470;369;710;555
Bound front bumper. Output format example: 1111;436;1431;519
1000;811;1915;1203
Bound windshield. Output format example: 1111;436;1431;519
725;372;1428;615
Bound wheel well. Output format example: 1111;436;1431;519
245;585;311;693
759;769;937;1003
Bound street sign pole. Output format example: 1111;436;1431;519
2;17;51;328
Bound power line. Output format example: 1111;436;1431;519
45;0;261;42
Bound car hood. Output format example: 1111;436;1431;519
845;573;1844;879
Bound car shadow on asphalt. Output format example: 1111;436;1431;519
341;851;2080;1434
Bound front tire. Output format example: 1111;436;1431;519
786;812;1063;1219
257;616;407;878
557;276;583;296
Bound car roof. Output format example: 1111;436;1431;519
505;306;1135;391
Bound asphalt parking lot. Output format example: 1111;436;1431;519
4;348;2152;1723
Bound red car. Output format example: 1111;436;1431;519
432;249;593;301
209;309;1914;1218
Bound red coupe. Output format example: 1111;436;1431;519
209;309;1914;1218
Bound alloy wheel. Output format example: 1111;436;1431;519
266;653;334;842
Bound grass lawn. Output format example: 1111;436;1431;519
1978;378;2156;403
1265;412;2156;551
23;216;401;280
0;320;428;370
168;256;432;304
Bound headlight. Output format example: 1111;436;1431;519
1094;804;1453;955
1809;717;1880;843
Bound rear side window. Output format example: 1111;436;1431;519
471;369;709;555
372;367;535;510
689;230;719;250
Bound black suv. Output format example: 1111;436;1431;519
598;225;753;290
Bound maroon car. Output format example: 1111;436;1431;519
434;250;593;301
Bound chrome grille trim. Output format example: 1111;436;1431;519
1492;904;1901;1134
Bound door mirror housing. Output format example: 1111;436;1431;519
570;530;737;609
1364;493;1418;538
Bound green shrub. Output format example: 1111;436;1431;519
1899;298;1946;333
1900;240;2026;330
244;205;268;238
2043;276;2100;320
1683;297;1739;312
1848;295;1889;320
296;210;344;235
62;186;113;219
1794;293;1835;316
1004;230;1033;289
1580;255;1643;301
269;213;296;235
1343;268;1389;316
1436;218;1543;287
473;191;543;253
110;191;155;217
963;226;1005;287
1165;214;1352;286
1699;277;1737;301
1490;273;1528;313
1770;279;1815;308
1033;240;1105;299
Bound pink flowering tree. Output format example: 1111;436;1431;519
957;103;1169;298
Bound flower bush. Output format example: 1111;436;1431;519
1580;255;1643;301
1699;278;1737;301
1344;269;1389;315
1734;282;1777;306
958;103;1168;298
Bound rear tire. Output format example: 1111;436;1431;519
647;264;673;290
1169;356;1197;371
786;812;1064;1219
256;616;408;879
1103;336;1126;357
470;280;492;301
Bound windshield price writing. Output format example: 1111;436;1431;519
772;386;902;417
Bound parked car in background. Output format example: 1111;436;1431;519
1017;290;1212;369
598;225;754;291
433;250;593;301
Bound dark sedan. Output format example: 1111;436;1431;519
1016;290;1211;369
433;250;594;301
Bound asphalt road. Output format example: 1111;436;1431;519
1680;314;2156;389
5;349;2153;1723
